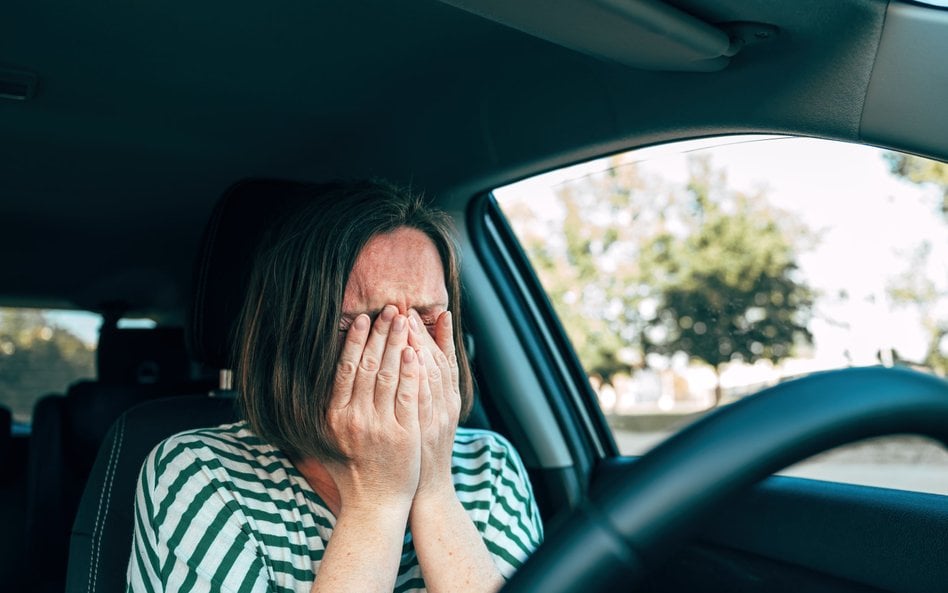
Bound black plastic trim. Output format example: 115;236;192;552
595;440;948;592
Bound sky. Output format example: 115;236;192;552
494;135;948;371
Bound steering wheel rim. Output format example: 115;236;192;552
501;366;948;593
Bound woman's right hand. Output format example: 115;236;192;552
324;305;422;513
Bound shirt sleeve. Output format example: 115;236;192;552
480;433;544;579
127;437;271;593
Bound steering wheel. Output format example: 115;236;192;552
500;367;948;593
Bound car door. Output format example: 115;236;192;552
469;135;948;593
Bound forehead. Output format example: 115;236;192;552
342;227;448;313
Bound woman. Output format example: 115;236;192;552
127;181;543;592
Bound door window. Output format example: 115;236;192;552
494;136;948;495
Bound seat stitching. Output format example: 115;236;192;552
93;415;126;593
88;415;126;593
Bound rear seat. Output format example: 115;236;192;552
0;405;10;479
25;326;212;593
0;403;30;592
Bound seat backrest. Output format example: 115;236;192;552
27;327;202;593
0;404;30;593
66;395;236;593
66;179;308;593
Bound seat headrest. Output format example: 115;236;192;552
96;327;189;385
188;179;314;369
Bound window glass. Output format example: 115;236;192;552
117;318;157;330
494;136;948;495
0;307;99;428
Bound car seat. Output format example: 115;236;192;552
26;326;201;593
65;178;296;593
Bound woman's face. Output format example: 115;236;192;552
339;227;449;338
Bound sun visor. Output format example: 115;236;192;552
437;0;741;72
861;2;948;162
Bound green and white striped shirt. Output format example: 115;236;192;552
127;422;543;593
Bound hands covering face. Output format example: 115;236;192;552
407;308;462;500
325;305;461;511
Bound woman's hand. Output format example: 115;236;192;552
406;309;506;593
408;309;462;503
325;305;422;513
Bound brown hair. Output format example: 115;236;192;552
234;180;473;461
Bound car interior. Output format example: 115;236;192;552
2;1;947;592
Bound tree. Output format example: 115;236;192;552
883;150;948;375
504;157;654;384
888;245;948;375
884;152;948;216
641;156;814;404
0;308;96;422
503;154;815;396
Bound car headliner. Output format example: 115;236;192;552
1;0;944;319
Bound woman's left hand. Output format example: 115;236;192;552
408;309;462;503
406;311;506;593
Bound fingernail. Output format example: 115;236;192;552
408;315;419;331
416;348;425;364
442;311;452;328
393;315;406;332
402;347;415;363
354;314;369;330
381;305;396;322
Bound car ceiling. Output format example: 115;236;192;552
2;0;941;320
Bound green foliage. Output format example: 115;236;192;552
0;308;96;423
884;153;948;375
508;159;650;383
641;157;814;401
886;242;948;375
506;154;814;391
885;152;948;216
922;328;948;376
